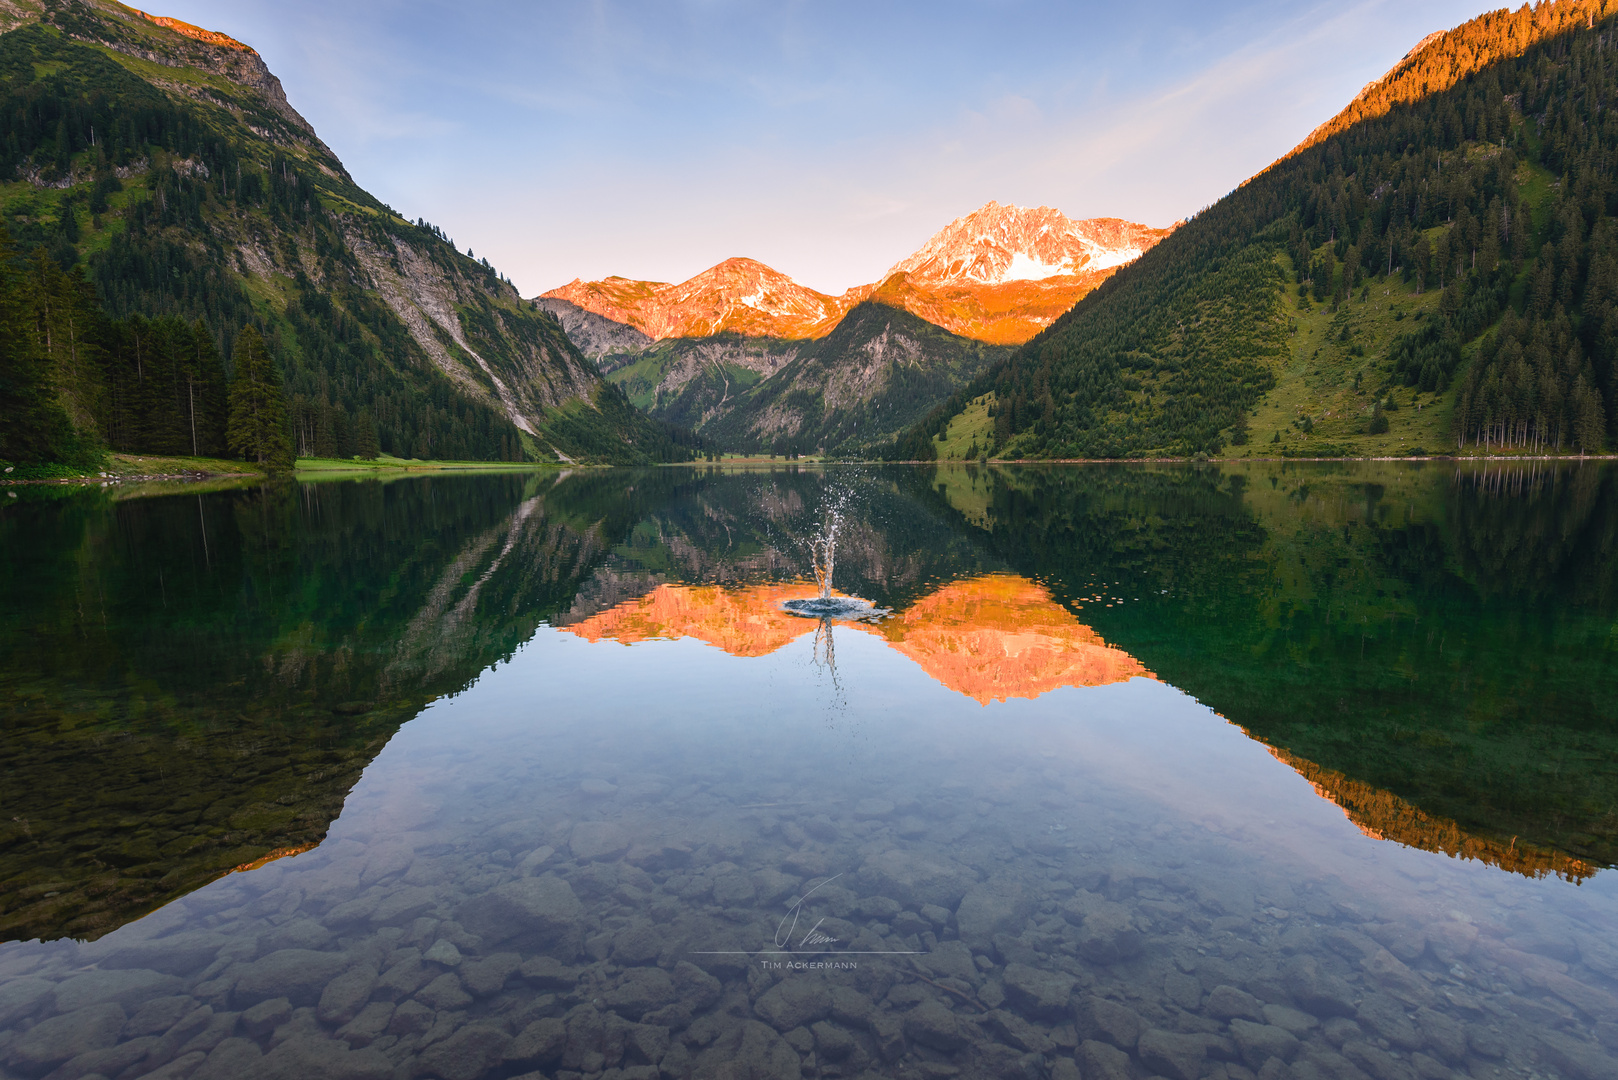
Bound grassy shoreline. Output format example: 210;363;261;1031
0;453;573;485
5;450;1614;488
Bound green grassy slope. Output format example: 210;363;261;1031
1244;254;1454;457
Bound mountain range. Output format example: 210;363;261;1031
537;202;1173;455
542;202;1173;348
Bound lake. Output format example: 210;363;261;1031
1;461;1615;1080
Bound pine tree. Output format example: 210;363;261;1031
0;226;82;465
187;319;228;457
226;325;294;469
354;409;380;460
1573;375;1605;453
25;248;105;449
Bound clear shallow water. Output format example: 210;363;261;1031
1;463;1616;1080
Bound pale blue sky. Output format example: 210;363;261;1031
157;1;1499;294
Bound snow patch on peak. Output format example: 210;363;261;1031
1083;246;1144;273
1001;251;1073;282
885;200;1172;287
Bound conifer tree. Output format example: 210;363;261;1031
187;319;229;457
354;410;380;460
25;248;105;449
0;226;81;464
226;325;293;469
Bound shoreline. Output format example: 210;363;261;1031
6;452;1615;487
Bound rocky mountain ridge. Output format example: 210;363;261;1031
545;256;846;342
886;201;1173;287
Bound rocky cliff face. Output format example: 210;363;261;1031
692;303;1011;455
343;229;600;435
534;297;655;365
598;303;1008;456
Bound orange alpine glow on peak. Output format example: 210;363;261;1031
131;8;257;52
541;203;1175;347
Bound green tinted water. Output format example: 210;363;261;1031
0;463;1613;1079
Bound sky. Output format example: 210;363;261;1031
153;0;1504;296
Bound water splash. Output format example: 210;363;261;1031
783;488;887;622
809;499;842;601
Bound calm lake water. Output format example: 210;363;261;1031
1;462;1616;1080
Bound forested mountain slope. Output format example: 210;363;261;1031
897;0;1618;460
0;0;694;465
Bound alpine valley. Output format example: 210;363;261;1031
538;204;1174;456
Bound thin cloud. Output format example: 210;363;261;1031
145;0;1503;296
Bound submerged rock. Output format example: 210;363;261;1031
1075;996;1143;1051
53;968;182;1012
957;881;1037;949
1229;1018;1301;1068
754;977;831;1032
232;949;350;1008
1282;955;1358;1018
602;966;678;1019
904;998;969;1051
457;874;582;945
1079;1037;1135;1080
0;978;55;1028
857;849;977;908
1002;962;1075;1020
316;963;378;1026
569;820;629;861
417;1023;511;1080
4;1003;126;1074
254;1033;392;1080
1075;904;1142;964
1138;1028;1213;1080
1207;984;1264;1021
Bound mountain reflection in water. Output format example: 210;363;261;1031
565;574;1151;704
1259;743;1598;884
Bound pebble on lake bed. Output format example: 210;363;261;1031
1;756;1613;1080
